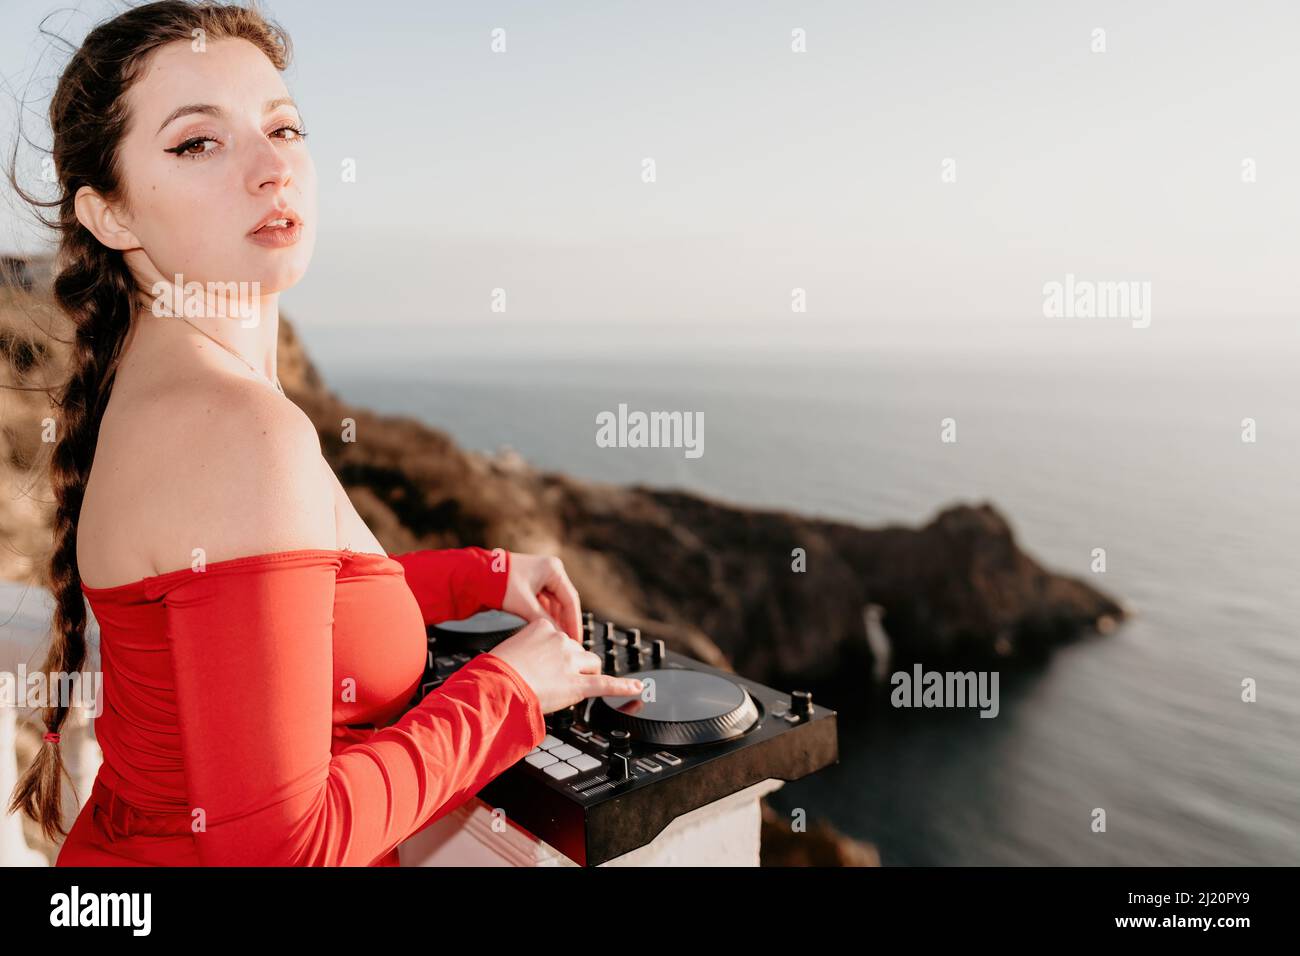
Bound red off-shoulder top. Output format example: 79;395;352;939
55;546;546;867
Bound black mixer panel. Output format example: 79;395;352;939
414;609;839;866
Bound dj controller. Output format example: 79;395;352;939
413;609;839;866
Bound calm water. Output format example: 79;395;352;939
302;329;1299;865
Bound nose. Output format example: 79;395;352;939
246;132;293;195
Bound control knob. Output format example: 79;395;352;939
790;690;813;719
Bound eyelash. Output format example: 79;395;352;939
164;124;309;160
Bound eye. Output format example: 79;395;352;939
164;135;219;158
270;124;308;143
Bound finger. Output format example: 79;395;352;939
574;649;604;674
585;674;644;698
539;592;572;639
543;562;583;642
518;590;560;632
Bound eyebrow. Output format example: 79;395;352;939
156;97;298;135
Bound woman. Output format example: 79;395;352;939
6;0;643;866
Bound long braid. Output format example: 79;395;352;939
9;227;137;842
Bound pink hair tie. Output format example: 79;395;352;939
43;732;60;744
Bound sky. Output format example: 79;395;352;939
1;0;1297;357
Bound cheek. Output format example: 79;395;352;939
137;168;240;278
297;152;318;214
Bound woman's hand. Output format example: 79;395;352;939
489;619;644;714
501;552;583;642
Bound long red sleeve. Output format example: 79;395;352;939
161;556;545;866
389;546;510;625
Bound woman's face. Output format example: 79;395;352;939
111;37;317;295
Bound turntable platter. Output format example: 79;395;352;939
430;609;527;649
590;669;761;746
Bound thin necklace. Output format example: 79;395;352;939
175;316;284;395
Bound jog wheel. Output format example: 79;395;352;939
430;609;528;651
590;669;761;747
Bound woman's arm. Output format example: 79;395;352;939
388;546;509;626
162;554;545;866
394;544;589;642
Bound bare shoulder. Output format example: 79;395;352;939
90;378;337;579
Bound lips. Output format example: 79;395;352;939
249;206;302;235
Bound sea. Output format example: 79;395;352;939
298;322;1299;865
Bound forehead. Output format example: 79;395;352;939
124;37;288;132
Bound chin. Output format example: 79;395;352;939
257;262;310;294
246;248;314;294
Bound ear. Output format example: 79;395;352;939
73;185;140;252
